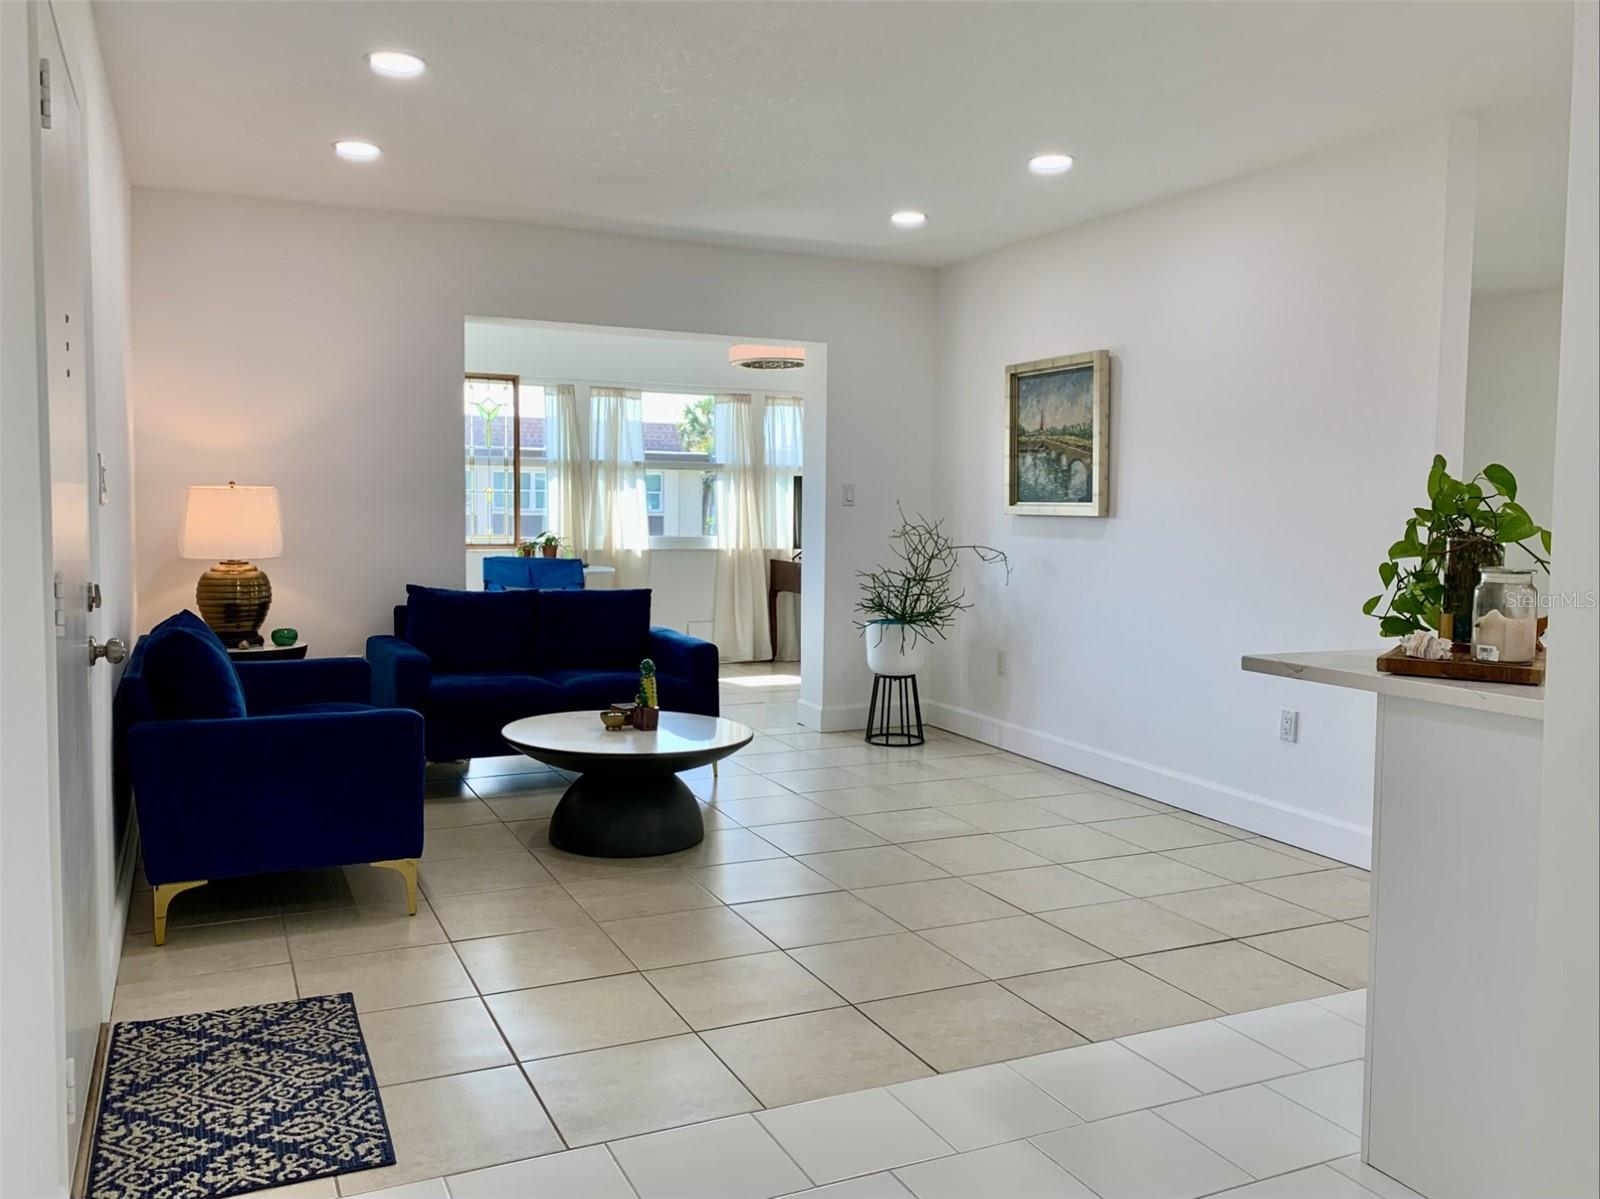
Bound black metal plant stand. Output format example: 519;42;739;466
865;674;925;746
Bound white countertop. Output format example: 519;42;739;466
1242;649;1545;721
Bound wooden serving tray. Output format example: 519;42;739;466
1376;646;1545;686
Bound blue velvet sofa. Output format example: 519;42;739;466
366;585;719;762
116;611;425;944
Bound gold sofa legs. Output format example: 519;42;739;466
151;861;418;946
152;880;208;946
371;859;419;916
713;761;719;779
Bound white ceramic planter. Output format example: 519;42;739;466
864;620;930;676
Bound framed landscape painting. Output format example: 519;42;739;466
1005;350;1110;517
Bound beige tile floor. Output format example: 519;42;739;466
113;663;1371;1195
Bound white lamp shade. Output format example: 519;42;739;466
181;484;283;560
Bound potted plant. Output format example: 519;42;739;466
520;532;563;559
1364;456;1551;644
856;506;1009;676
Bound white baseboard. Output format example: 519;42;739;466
924;698;1371;868
796;699;871;733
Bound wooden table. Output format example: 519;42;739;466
768;557;801;661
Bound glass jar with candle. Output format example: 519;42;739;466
1471;568;1539;664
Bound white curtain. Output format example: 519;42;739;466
763;396;804;661
585;387;650;589
544;384;589;558
711;394;773;662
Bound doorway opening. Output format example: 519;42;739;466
462;317;824;721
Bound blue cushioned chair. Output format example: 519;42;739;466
366;586;719;762
482;555;585;591
116;611;426;944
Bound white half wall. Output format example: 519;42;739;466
928;121;1475;865
1464;287;1563;524
130;192;934;723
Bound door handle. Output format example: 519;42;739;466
88;637;126;666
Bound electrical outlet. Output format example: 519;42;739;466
65;1056;76;1122
1279;709;1299;743
996;649;1007;676
842;483;856;507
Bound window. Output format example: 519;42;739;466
645;471;664;536
641;391;717;543
464;375;547;544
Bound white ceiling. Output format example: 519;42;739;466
95;1;1574;267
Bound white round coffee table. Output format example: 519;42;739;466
502;711;753;856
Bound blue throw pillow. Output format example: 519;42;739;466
534;588;651;672
141;610;248;720
405;584;539;672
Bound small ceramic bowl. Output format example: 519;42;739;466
599;709;629;731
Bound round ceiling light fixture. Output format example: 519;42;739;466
367;50;427;78
729;344;806;370
1028;153;1075;176
890;210;927;228
333;139;382;162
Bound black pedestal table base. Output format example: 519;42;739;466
547;771;705;857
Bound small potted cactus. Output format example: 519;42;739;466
632;658;660;730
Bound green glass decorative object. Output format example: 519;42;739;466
270;627;299;647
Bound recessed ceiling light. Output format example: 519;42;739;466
333;139;382;163
890;210;927;228
1028;153;1075;176
367;50;426;79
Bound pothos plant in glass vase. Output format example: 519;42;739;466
1363;455;1550;646
856;506;1010;676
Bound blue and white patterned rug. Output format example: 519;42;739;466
86;992;395;1199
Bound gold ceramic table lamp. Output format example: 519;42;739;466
181;482;283;647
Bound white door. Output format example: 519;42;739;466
40;10;102;1161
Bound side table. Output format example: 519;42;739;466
226;642;309;662
865;673;924;747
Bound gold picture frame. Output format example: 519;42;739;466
1004;350;1110;517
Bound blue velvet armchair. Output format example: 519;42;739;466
117;613;425;944
482;555;585;590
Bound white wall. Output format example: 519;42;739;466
1;1;135;1192
1529;5;1598;1193
1464;287;1563;524
464;319;816;396
928;121;1472;865
131;192;932;724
